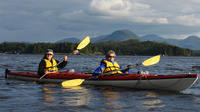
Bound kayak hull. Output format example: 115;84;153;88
5;69;199;91
85;78;197;91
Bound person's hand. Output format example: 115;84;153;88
63;56;68;62
73;50;79;55
127;65;132;69
136;64;140;66
45;71;49;74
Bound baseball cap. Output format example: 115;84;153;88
46;49;54;55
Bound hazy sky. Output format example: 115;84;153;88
1;0;200;42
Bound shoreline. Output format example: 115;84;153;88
0;53;200;57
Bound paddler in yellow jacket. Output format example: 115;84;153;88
93;50;130;75
37;49;68;76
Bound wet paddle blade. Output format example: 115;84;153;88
77;36;90;50
142;55;160;66
61;79;85;87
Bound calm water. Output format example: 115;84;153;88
0;54;200;112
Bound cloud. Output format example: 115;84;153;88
89;0;168;24
89;0;200;26
174;15;200;26
59;10;84;20
1;0;200;42
138;0;200;26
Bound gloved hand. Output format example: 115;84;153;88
124;65;131;71
127;65;132;69
73;50;79;55
136;64;140;66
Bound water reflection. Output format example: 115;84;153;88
62;86;92;106
99;88;123;112
62;86;84;90
102;90;120;103
142;92;165;110
40;84;92;107
42;88;55;101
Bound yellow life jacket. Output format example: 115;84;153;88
43;58;58;73
103;60;122;75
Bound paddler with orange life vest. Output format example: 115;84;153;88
93;50;130;75
37;49;68;76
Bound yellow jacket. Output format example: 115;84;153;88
43;58;58;73
103;60;122;74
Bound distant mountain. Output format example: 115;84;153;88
56;29;200;50
56;37;80;43
91;29;139;43
176;36;200;50
140;34;180;45
140;34;165;42
140;35;200;50
56;29;139;44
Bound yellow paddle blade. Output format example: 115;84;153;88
61;79;85;88
142;55;160;66
77;36;90;50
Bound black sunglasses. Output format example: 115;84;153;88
109;56;115;58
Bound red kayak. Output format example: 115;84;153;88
5;69;198;92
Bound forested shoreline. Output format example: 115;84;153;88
0;39;197;56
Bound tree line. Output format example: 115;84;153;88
0;39;196;56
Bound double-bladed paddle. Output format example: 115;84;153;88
39;36;90;80
61;55;161;88
103;55;161;75
125;55;161;69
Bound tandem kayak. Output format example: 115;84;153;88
5;69;199;92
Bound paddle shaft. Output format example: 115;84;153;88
39;72;47;80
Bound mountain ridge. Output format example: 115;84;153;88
91;29;139;43
56;29;200;50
